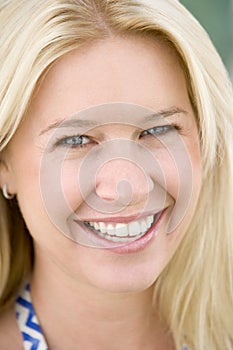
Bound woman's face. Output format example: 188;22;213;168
2;36;201;292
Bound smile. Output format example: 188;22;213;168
83;213;160;243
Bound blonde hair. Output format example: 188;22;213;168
0;0;233;348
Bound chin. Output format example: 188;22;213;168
82;261;164;294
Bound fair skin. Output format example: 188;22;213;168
0;35;201;349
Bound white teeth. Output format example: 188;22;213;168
86;214;156;241
128;221;141;236
140;220;148;233
146;216;153;227
98;222;107;233
107;224;114;236
115;223;128;237
94;222;99;231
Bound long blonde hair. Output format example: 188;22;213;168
0;0;232;348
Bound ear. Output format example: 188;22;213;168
0;155;17;195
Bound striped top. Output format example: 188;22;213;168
15;283;190;350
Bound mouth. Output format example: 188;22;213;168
83;212;161;244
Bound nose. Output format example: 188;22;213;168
95;158;154;206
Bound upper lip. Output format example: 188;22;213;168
75;208;167;224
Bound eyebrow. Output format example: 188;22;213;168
39;106;187;136
39;119;99;136
143;107;187;123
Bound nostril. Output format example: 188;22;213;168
95;181;119;202
95;179;132;204
94;159;155;205
95;176;153;205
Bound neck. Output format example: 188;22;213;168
30;250;173;350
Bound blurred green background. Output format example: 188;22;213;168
180;0;233;77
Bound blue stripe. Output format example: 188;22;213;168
17;296;42;333
22;332;40;350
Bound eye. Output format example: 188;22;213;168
55;135;92;148
140;124;177;137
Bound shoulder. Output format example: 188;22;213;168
0;307;23;350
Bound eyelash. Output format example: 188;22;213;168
55;135;93;148
140;124;181;137
55;123;182;148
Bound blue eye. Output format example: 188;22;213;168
56;135;91;147
141;125;176;137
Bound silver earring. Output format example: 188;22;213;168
2;184;14;199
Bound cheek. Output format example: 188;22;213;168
154;137;201;233
153;148;181;201
161;158;178;197
12;153;41;201
60;160;84;211
8;129;45;202
11;153;56;240
155;135;201;196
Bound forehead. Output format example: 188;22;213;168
26;35;190;128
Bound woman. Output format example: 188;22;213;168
0;0;232;349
